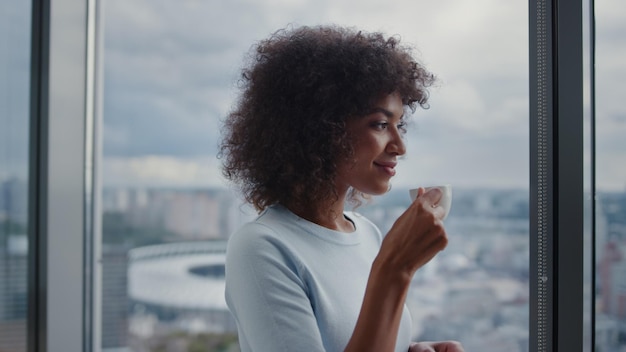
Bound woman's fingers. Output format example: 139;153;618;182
381;197;448;273
409;343;435;352
379;185;451;275
410;341;465;352
419;187;443;206
411;187;446;220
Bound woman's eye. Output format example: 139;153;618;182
370;120;406;133
371;122;388;130
397;122;407;134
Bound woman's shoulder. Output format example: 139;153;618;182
228;217;278;247
226;206;295;254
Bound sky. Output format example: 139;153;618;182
101;0;532;191
1;0;624;192
0;0;31;182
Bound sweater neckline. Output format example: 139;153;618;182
268;204;363;245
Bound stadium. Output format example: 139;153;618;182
128;240;236;335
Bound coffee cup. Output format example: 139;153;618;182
409;184;452;220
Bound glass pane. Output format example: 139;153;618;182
100;1;528;350
0;0;32;351
595;0;626;351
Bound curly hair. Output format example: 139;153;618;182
219;24;436;213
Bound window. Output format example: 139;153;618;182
0;1;31;351
15;0;616;351
100;1;528;351
594;0;626;350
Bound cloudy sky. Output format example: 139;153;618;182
0;0;31;182
94;0;624;191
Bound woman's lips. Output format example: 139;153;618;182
374;161;397;176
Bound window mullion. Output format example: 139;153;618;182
530;0;585;351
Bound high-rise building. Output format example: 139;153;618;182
101;245;130;349
0;235;27;352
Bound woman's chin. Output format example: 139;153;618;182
358;185;391;197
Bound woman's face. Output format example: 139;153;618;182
337;92;407;196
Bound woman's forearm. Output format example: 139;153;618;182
345;189;448;352
344;256;412;352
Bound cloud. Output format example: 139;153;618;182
0;0;32;179
103;155;227;188
98;0;624;191
596;0;626;30
0;0;621;192
595;0;626;191
596;150;626;190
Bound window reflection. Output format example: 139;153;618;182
0;0;31;351
101;1;528;351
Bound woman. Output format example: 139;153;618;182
219;24;464;352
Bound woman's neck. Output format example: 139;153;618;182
287;198;354;233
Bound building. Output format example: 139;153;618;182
102;245;130;349
126;240;236;343
0;235;27;352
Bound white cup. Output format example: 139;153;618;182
409;184;453;220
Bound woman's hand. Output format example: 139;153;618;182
375;187;449;279
346;188;452;352
409;341;465;352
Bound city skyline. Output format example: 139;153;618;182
2;175;625;351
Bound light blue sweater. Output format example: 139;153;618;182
225;204;412;352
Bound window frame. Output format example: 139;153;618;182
25;0;594;351
27;0;100;351
529;0;591;351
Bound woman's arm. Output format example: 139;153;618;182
344;255;412;352
345;188;451;352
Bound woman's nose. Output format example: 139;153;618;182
387;129;406;156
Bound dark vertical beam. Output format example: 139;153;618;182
530;0;555;350
28;0;50;350
530;0;585;351
553;0;584;350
